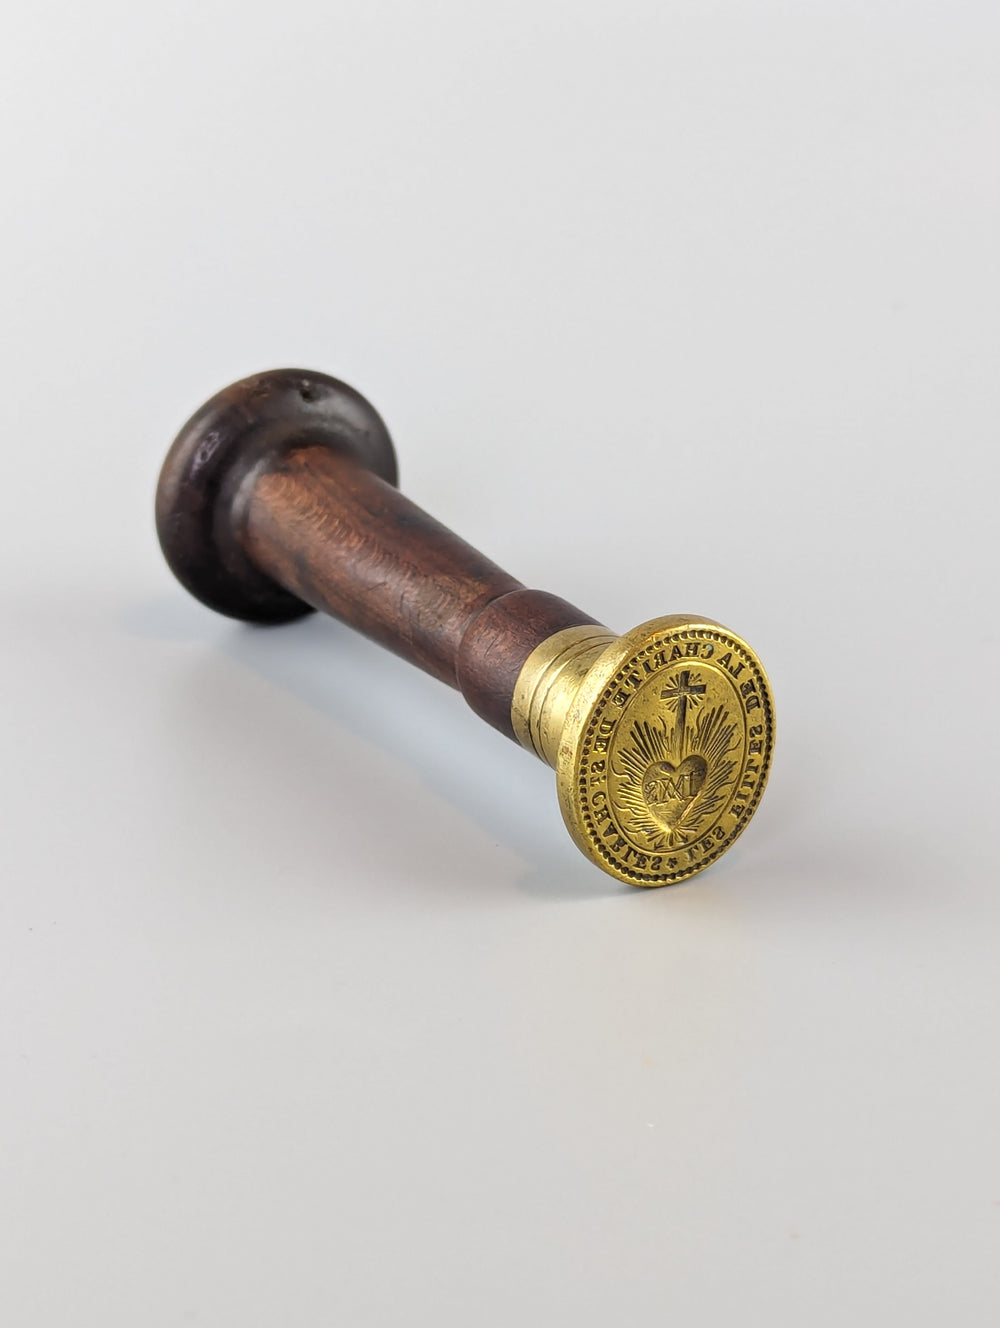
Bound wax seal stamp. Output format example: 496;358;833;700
534;618;773;885
157;369;774;887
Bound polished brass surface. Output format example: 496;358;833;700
511;625;618;766
512;616;774;886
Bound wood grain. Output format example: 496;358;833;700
241;445;604;738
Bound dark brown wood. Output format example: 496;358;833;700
455;588;601;734
156;369;397;623
157;369;605;740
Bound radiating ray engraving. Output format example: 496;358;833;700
614;700;741;851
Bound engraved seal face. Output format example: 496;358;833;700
556;617;774;886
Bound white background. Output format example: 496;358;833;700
2;2;998;1323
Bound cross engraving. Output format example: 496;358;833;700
661;670;706;758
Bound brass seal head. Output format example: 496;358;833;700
512;616;774;886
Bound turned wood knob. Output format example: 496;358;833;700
156;369;774;886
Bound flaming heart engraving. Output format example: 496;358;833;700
642;754;708;829
615;706;741;850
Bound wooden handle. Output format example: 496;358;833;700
156;369;603;739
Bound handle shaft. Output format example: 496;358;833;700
241;444;603;738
